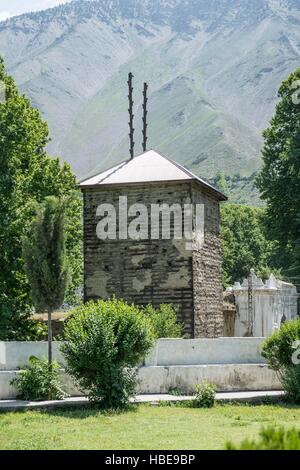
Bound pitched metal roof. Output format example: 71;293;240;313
79;149;227;201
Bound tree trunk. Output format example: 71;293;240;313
48;308;53;367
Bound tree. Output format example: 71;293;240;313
221;204;276;287
23;197;69;365
0;57;82;339
214;171;229;196
256;68;300;281
62;299;153;408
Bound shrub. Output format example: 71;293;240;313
142;304;183;339
62;299;153;409
226;427;300;450
262;317;300;403
194;381;216;408
280;366;300;404
10;356;66;401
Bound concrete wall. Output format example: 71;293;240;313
0;338;266;370
0;342;64;371
138;364;281;394
0;338;282;399
145;338;266;366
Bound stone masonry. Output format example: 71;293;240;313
82;180;224;338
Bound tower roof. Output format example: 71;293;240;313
79;150;227;201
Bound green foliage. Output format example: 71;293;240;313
21;320;48;341
10;356;66;401
221;204;276;286
262;318;300;403
194;381;216;408
210;172;262;206
214;171;229;196
256;67;300;281
0;57;82;339
23;196;70;313
142;304;183;339
262;317;300;370
226;426;300;450
62;299;153;409
0;312;47;341
281;366;300;404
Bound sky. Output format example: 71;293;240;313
0;0;73;21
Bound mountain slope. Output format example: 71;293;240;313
0;0;300;185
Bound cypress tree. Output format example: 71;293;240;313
23;196;69;366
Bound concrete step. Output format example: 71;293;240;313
1;363;282;400
137;364;281;394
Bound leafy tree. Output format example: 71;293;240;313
23;197;70;365
0;57;82;339
256;68;300;282
214;171;229;196
221;204;276;286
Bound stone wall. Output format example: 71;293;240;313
83;181;224;338
83;182;194;335
191;184;224;337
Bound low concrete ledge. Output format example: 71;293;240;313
137;364;282;394
1;338;266;371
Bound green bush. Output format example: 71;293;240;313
194;381;216;408
262;318;300;403
62;299;153;409
10;356;66;401
281;366;300;404
142;304;183;339
226;427;300;450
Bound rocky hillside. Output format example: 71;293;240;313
0;0;300;193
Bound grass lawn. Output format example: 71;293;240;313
0;403;300;450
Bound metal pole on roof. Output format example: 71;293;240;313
142;82;148;152
128;72;135;159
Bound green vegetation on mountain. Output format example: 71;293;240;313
211;172;262;206
1;0;300;203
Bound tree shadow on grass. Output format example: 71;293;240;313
156;397;300;410
40;402;140;419
0;402;140;420
219;399;300;409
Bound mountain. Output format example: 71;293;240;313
0;0;300;199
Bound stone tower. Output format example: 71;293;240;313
80;150;227;338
